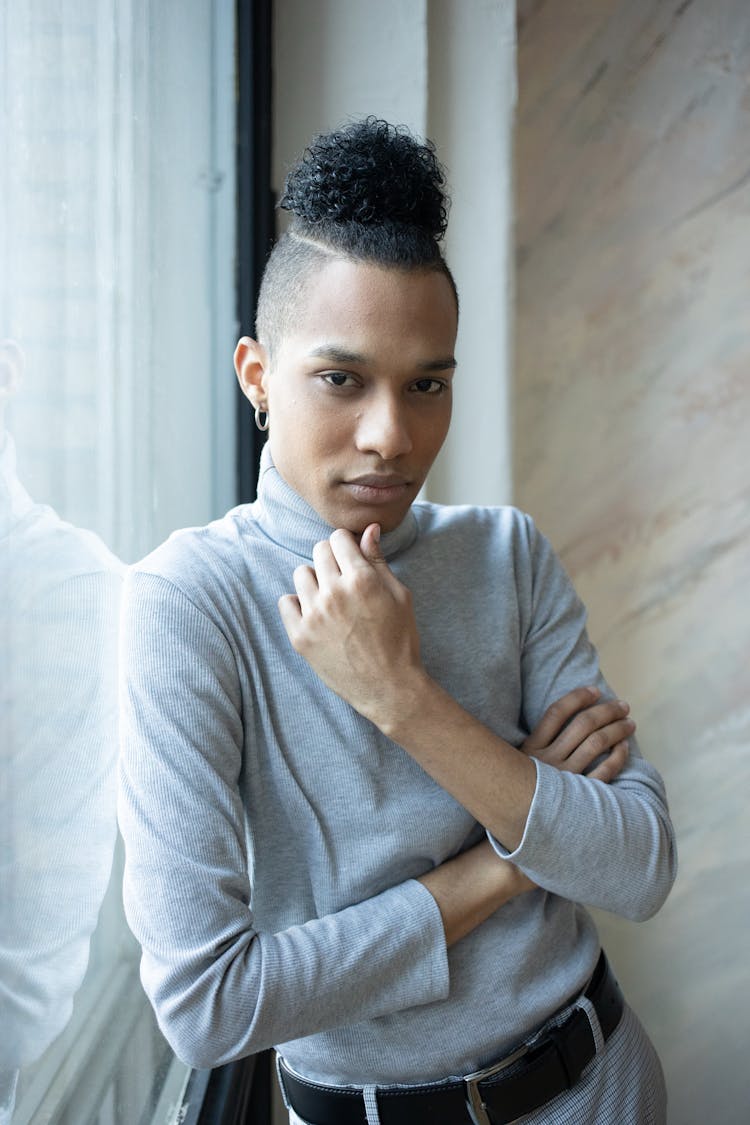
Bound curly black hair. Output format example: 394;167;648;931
279;117;449;239
255;118;457;355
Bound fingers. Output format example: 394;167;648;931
565;716;634;775
288;528;397;624
277;593;302;643
587;740;630;783
311;538;341;592
291;563;319;613
307;525;392;576
328;526;404;595
523;686;600;751
297;529;376;602
327;527;372;571
522;689;636;783
285;529;394;632
559;699;634;758
359;523;385;563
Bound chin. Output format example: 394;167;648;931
328;508;403;536
360;509;407;536
319;488;416;535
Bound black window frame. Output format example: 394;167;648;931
236;0;274;505
180;1;274;1118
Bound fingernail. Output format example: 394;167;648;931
373;524;381;543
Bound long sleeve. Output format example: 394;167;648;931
118;571;449;1069
117;481;677;1088
489;519;677;921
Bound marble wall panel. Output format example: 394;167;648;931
515;2;750;1121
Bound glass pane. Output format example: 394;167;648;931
1;2;235;1121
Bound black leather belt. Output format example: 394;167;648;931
279;951;623;1125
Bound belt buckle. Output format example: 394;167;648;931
464;1042;530;1125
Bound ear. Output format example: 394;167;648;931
234;336;270;408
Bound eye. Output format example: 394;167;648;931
411;377;448;395
322;371;358;388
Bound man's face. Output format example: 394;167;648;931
241;258;458;534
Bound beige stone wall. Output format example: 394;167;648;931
514;2;750;1121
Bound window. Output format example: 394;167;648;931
1;2;244;1121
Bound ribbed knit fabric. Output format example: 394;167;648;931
118;447;676;1097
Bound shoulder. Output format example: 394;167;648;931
412;499;542;556
134;504;256;577
408;501;569;610
126;504;258;613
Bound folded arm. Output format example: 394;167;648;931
279;522;677;921
118;572;530;1069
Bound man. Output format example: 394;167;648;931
119;119;676;1123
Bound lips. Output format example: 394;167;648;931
346;474;410;488
342;473;412;505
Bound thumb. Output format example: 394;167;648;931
359;522;387;565
359;523;409;598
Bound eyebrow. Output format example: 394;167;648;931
306;344;457;371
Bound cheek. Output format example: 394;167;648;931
419;405;452;457
268;407;337;481
300;421;341;472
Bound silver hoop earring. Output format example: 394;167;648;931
254;405;269;432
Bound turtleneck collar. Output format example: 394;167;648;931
249;443;418;561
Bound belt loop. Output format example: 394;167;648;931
577;994;605;1055
363;1085;382;1125
275;1053;294;1113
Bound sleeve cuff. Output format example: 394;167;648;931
486;756;556;862
388;878;451;1007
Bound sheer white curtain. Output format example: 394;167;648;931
1;2;236;1121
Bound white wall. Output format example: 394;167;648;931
426;0;515;505
274;0;429;176
273;0;516;506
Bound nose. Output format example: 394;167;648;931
354;392;413;460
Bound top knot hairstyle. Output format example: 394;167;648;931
255;118;457;356
279;118;449;238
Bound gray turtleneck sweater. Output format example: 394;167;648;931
118;447;676;1089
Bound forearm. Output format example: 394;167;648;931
281;521;675;924
126;830;533;1067
126;867;449;1068
417;840;535;946
120;575;453;1067
489;756;677;921
374;670;537;852
280;529;537;850
372;676;675;920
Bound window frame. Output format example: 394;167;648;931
236;0;274;503
187;0;275;1117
